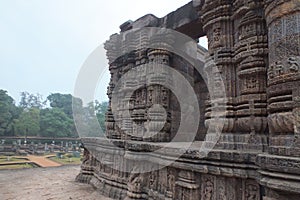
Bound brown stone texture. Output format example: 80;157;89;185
77;0;300;199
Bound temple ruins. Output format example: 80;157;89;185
76;1;300;199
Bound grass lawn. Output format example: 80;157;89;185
49;156;82;165
0;163;35;170
0;156;28;163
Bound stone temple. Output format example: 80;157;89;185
76;0;300;199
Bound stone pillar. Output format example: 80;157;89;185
232;0;268;151
146;49;172;142
234;0;268;134
118;53;136;140
264;0;300;157
258;2;300;199
131;49;147;141
201;0;236;135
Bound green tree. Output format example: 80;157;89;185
94;101;108;132
83;101;103;137
14;108;40;136
73;101;107;138
47;93;82;118
0;90;20;136
40;108;73;138
19;92;46;109
47;93;82;137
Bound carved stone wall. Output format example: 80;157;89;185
77;1;300;199
105;46;203;142
264;0;300;156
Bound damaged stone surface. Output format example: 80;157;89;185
121;2;204;39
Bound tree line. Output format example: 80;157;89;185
0;89;108;138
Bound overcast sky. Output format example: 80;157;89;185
0;0;207;104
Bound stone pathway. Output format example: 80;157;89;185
0;155;61;168
0;166;112;200
26;155;61;167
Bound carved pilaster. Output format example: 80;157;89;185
146;49;172;142
234;1;268;137
264;0;300;156
201;0;236;134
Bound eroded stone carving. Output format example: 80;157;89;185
76;1;300;200
245;182;259;200
202;176;214;200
